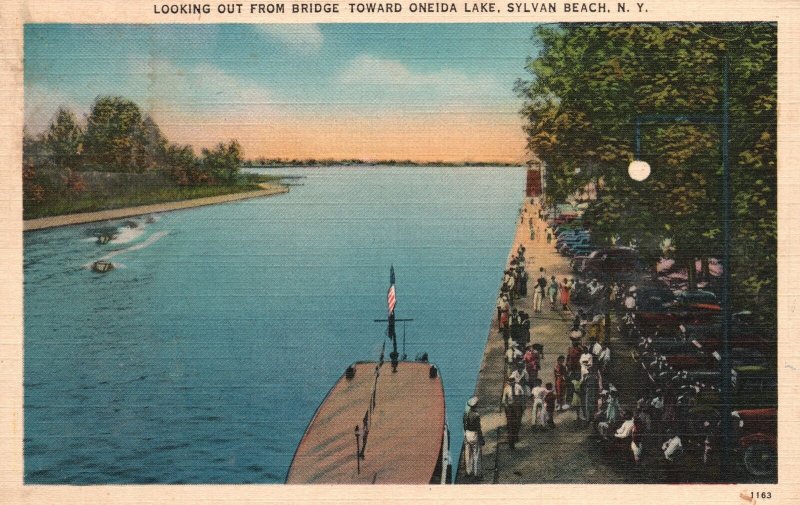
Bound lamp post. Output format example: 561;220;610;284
628;56;732;480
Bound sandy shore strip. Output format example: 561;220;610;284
23;183;289;232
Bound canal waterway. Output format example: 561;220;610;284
23;166;524;483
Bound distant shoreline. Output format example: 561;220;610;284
244;162;522;168
23;183;288;232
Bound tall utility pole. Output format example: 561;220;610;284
629;56;733;478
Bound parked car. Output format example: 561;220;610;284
553;213;579;225
733;407;777;477
674;289;719;308
580;247;641;278
568;244;596;257
694;365;776;411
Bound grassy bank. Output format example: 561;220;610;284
24;173;283;220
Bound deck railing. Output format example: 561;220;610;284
355;341;386;472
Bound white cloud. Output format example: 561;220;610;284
255;25;323;54
335;54;508;109
24;83;87;134
146;59;276;111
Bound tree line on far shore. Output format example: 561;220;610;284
517;23;776;320
244;158;518;167
23;96;243;212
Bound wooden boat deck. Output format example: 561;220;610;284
286;361;445;484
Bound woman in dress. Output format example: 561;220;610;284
559;277;572;311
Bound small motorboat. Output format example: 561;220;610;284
96;234;113;245
91;260;114;273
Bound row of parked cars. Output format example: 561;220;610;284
549;211;777;478
625;278;776;478
552;219;643;279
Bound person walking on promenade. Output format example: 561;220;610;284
502;377;524;449
554;355;568;411
519;268;529;298
506;272;516;304
583;366;600;425
500;307;510;341
523;344;540;386
530;378;547;429
510;361;531;398
546;228;552;245
496;293;509;329
560;277;572;311
598;342;612;372
463;396;485;480
548;275;559;311
505;341;522;375
571;375;583;420
533;268;546;313
609;281;619;307
544;383;556;428
566;339;583;377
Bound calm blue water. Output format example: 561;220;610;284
24;166;524;483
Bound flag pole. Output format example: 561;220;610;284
388;266;399;372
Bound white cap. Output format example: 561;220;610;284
467;396;479;408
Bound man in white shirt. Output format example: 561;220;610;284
510;362;531;398
662;434;683;461
615;417;635;439
530;379;548;428
579;351;594;380
598;343;611;371
501;377;524;449
505;343;522;375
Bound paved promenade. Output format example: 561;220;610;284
456;199;633;484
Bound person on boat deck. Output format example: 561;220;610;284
463;396;485;480
501;377;525;449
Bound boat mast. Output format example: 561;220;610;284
374;266;413;372
388;266;399;372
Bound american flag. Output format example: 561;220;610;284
387;265;396;314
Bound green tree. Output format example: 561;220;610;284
44;107;83;169
201;140;242;184
517;23;776;320
138;115;168;170
83;96;147;171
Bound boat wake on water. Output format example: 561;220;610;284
109;226;145;244
84;231;168;270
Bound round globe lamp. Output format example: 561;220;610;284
628;160;651;181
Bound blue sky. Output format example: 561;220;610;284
25;24;540;162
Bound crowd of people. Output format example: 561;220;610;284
462;203;713;482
